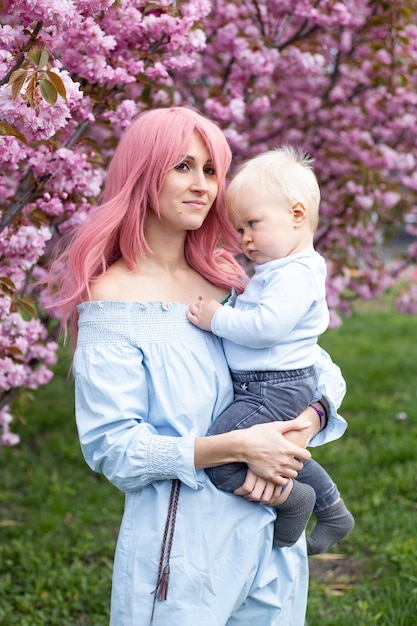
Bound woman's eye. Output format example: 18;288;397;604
174;161;189;172
204;165;216;176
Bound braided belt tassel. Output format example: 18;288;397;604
150;479;181;623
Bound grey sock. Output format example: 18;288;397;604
307;499;354;555
273;480;316;548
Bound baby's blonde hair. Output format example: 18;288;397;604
227;145;321;230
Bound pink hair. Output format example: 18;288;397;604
48;106;245;343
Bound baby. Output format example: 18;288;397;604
187;146;354;554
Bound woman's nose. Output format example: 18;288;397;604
191;170;209;192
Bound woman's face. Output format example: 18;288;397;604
155;132;219;232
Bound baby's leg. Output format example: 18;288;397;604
298;459;354;554
306;499;354;555
273;480;316;548
206;395;269;492
207;369;318;545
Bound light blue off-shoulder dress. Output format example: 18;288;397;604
74;301;347;626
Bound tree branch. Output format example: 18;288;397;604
0;21;43;86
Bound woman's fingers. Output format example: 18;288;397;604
234;469;289;506
234;469;286;497
241;422;311;483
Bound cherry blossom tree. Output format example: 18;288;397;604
176;0;417;318
1;0;416;445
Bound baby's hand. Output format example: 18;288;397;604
186;297;222;331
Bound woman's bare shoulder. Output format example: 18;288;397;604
90;259;133;301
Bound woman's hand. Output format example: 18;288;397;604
282;403;326;448
195;416;311;479
233;469;288;506
240;420;312;484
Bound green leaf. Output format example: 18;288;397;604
27;48;49;69
30;209;49;226
0;276;16;290
0;275;15;296
25;74;37;106
140;83;152;103
46;70;67;99
16;296;37;318
9;69;27;100
0;283;13;297
143;3;160;15
5;346;24;358
40;79;58;105
0;122;27;143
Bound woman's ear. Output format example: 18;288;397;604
291;201;308;228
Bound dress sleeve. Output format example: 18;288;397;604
308;346;348;447
73;342;199;492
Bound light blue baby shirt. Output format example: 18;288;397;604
74;301;346;625
212;252;330;371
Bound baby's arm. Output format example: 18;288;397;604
187;297;223;331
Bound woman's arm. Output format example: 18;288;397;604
194;419;312;483
231;409;321;505
280;403;327;449
75;341;312;494
74;342;199;492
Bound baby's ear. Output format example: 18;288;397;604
291;201;308;227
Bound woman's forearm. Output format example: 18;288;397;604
194;430;245;470
281;402;326;448
194;420;312;483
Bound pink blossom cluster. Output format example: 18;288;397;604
1;1;417;445
174;0;417;314
1;0;114;30
0;224;51;289
397;282;417;315
0;404;20;446
0;310;58;447
0;313;57;389
0;0;213;444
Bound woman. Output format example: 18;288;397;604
49;106;347;625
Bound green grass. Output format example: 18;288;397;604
307;303;417;625
0;355;124;625
1;302;417;625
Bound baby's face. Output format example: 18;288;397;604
230;184;306;264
